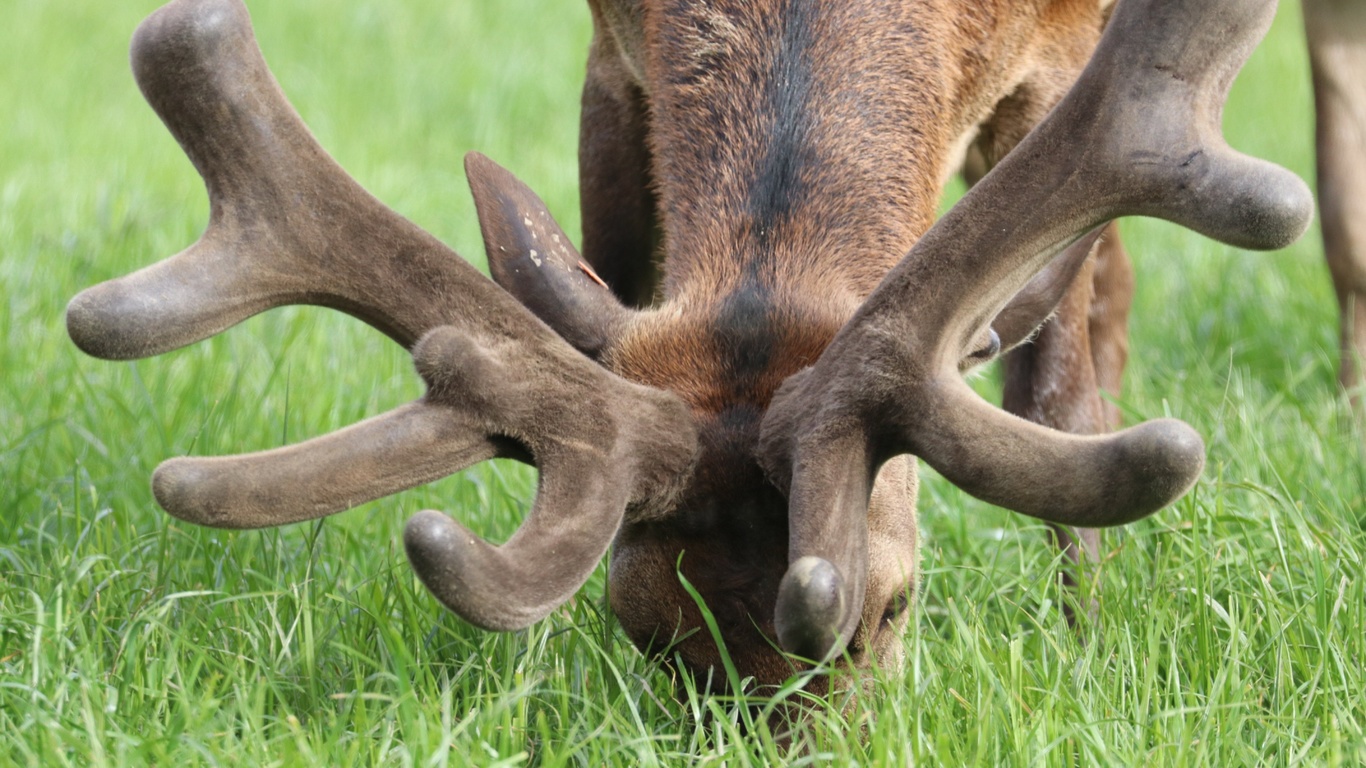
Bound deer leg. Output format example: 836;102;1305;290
578;19;659;308
1088;225;1134;433
1004;224;1133;612
1002;249;1108;621
974;44;1131;619
1304;0;1366;405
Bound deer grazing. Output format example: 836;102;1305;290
68;0;1313;698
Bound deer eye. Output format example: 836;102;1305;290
962;327;1002;368
881;589;912;625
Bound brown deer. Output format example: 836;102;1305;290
67;0;1312;696
1305;0;1366;407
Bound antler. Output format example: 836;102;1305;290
66;0;697;630
759;0;1314;660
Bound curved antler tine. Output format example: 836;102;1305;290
771;429;872;661
892;0;1312;354
403;468;627;631
1091;0;1313;251
153;402;507;529
67;0;487;359
910;381;1205;524
398;414;646;629
764;374;1203;659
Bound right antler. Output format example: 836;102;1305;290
66;0;697;631
760;0;1314;660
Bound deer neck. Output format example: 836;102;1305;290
637;0;1052;304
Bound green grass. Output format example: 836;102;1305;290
2;0;1363;764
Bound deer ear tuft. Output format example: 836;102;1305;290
466;152;633;358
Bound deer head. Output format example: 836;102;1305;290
68;0;1310;698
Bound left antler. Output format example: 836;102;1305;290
759;0;1314;660
67;0;697;630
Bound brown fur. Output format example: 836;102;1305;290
1304;0;1366;405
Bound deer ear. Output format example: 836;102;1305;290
466;152;632;357
988;225;1105;354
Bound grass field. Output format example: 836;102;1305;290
2;0;1363;764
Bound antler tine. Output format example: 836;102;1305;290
69;0;701;631
760;0;1313;659
152;402;506;530
67;0;480;358
875;0;1313;368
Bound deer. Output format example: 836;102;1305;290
67;0;1312;700
1304;0;1366;409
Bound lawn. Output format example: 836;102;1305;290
1;0;1363;764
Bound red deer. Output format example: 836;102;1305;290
1305;0;1366;407
67;0;1313;696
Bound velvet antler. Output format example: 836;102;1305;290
759;0;1314;660
67;0;697;630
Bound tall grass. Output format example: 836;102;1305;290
2;0;1362;764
